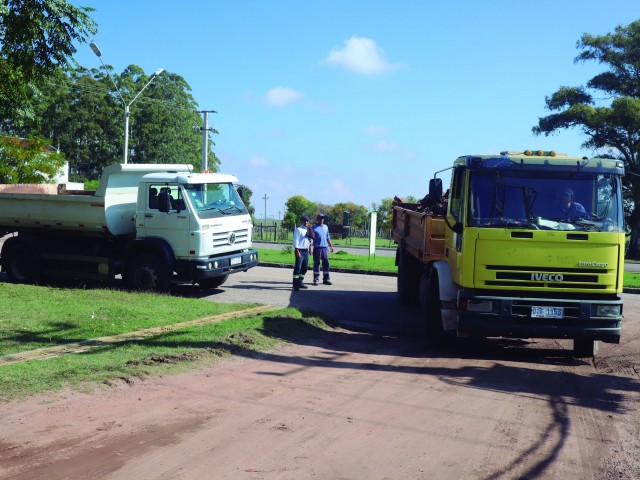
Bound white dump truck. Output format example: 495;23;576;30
0;163;258;291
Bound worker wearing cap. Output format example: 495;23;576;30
292;215;314;291
312;213;334;286
560;187;586;221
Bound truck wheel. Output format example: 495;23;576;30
425;271;446;340
573;339;599;358
127;254;171;293
397;247;421;305
5;244;40;284
198;275;229;290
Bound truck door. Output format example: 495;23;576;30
140;183;190;258
446;167;466;285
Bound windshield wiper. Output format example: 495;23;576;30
480;220;539;230
222;206;244;213
201;206;229;215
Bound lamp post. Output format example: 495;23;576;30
90;42;164;164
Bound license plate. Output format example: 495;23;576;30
230;256;241;266
531;306;564;318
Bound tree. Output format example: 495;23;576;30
0;0;96;122
327;202;369;228
6;65;214;181
236;184;255;217
283;195;316;230
372;197;395;235
0;135;66;183
533;20;640;257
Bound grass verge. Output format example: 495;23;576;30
624;272;640;288
0;283;328;401
256;247;397;273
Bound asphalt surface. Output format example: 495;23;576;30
177;265;421;335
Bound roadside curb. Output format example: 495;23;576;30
258;262;397;277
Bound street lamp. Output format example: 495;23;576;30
90;42;164;164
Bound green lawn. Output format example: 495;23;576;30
0;284;328;400
624;272;640;288
256;247;397;273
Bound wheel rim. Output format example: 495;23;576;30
134;263;158;290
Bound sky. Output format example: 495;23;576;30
70;0;640;220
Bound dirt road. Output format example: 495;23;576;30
1;268;639;480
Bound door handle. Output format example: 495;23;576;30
145;213;153;218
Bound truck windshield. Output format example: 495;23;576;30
467;171;624;232
183;183;248;219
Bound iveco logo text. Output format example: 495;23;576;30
531;273;564;282
578;261;608;268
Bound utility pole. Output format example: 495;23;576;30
262;194;269;224
197;110;218;171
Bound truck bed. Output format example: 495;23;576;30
392;202;446;263
0;190;118;236
0;163;191;237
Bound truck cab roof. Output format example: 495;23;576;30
142;171;239;185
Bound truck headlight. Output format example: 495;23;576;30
462;299;494;312
595;305;621;317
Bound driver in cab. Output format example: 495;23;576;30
560;187;586;221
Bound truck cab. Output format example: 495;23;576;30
394;150;625;357
130;171;258;290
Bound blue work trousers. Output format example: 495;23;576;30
313;247;330;282
293;249;309;288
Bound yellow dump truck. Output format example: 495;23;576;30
393;150;625;357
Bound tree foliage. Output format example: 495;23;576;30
533;19;640;257
4;66;217;181
283;195;316;230
0;136;66;183
0;0;96;121
236;184;255;217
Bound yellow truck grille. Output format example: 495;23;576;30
482;265;608;290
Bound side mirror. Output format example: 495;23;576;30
429;178;443;203
158;191;170;213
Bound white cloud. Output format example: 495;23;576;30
322;36;404;75
249;156;269;167
263;87;303;106
365;125;388;136
373;140;399;151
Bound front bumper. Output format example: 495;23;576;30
456;291;622;343
178;249;259;280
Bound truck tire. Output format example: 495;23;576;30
573;339;599;358
126;254;171;293
4;244;40;284
198;275;229;290
425;271;446;340
397;247;421;305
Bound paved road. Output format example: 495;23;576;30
177;265;420;335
